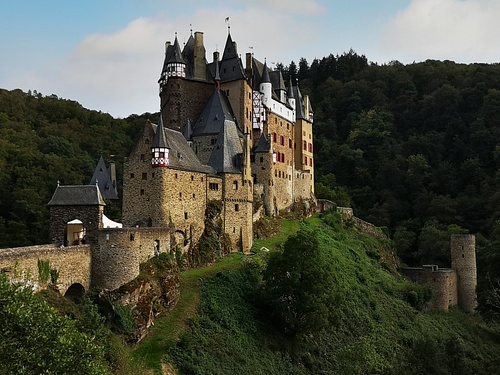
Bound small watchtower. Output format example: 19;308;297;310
451;234;477;313
47;184;105;247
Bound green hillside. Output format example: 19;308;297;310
143;213;500;375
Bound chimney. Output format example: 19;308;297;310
193;31;206;80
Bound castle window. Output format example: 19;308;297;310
282;154;285;163
142;172;147;180
184;212;188;220
152;172;155;178
233;181;238;190
193;193;196;199
233;227;236;233
179;192;182;198
273;133;277;142
130;173;135;179
235;204;239;211
191;175;194;181
304;156;307;165
175;173;178;179
280;136;284;145
145;139;150;145
211;138;217;145
289;139;292;148
201;177;204;182
140;189;145;196
209;183;219;191
303;141;307;150
260;156;263;163
140;154;145;161
130;233;135;241
154;240;160;256
303;131;306;136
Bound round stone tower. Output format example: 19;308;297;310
450;234;477;313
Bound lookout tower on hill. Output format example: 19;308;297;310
451;234;477;313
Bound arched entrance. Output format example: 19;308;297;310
66;219;86;246
64;283;85;302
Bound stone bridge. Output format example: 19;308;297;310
0;244;91;298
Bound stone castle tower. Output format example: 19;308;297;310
451;234;477;313
402;234;477;313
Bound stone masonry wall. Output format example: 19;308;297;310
404;266;458;311
221;173;253;252
50;205;103;247
0;244;91;295
451;234;477;312
93;227;173;290
161;78;214;134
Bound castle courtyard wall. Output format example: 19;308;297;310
93;227;173;290
0;244;91;295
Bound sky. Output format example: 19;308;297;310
1;0;500;118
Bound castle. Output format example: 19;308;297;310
0;29;315;294
121;29;316;253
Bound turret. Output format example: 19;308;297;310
451;234;477;313
259;61;272;107
151;117;170;167
165;36;186;80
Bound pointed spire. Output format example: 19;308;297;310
153;117;168;148
151;118;170;168
214;51;221;91
183;119;193;141
287;75;294;98
260;60;271;84
168;35;185;64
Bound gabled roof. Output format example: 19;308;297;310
89;156;118;200
47;185;106;206
254;132;271;153
208;120;243;173
192;90;239;136
293;85;313;119
150;122;215;174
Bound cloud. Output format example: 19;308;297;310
8;5;319;117
235;0;324;15
381;0;500;63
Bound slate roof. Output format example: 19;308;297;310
152;117;170;149
150;122;215;174
293;85;305;119
168;36;185;64
293;85;314;119
208;120;243;173
254;132;271;153
47;185;106;206
89;156;118;200
192;90;240;136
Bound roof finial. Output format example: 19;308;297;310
57;180;60;186
225;17;230;34
190;24;193;36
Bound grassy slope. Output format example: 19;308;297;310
134;214;500;374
